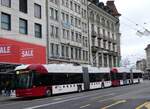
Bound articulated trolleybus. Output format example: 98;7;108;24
15;64;143;97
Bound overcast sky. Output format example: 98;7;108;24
100;0;150;66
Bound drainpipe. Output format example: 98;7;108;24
87;3;91;65
46;0;49;64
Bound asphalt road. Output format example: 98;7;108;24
1;81;150;109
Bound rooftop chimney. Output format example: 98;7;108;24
106;0;121;17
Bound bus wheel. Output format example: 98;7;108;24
77;85;82;92
101;82;104;88
46;90;52;97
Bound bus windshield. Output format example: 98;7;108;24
16;70;33;89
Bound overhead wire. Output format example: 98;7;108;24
120;16;150;37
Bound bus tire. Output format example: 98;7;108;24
46;89;52;97
101;82;104;88
77;85;82;92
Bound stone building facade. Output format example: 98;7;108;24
0;0;121;67
88;0;121;67
145;44;150;71
47;0;89;64
0;0;47;65
136;59;146;72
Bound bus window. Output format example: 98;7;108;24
133;73;142;79
104;73;111;81
111;73;116;80
116;73;123;80
89;73;104;82
16;71;33;89
51;73;83;85
126;73;131;79
32;73;52;86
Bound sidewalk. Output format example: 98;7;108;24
0;91;16;102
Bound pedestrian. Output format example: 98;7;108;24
5;81;11;96
101;78;104;88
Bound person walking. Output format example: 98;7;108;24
5;81;11;96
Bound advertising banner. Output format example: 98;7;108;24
0;38;46;64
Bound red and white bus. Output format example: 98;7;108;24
132;69;143;84
110;67;143;87
14;64;143;97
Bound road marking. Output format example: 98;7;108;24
53;97;63;101
24;86;150;109
145;102;150;109
80;104;91;108
101;100;126;109
24;92;113;109
98;98;113;103
91;93;115;100
0;83;148;108
136;102;148;109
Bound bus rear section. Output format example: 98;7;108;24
132;69;143;84
110;68;120;87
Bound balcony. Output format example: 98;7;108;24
103;35;107;40
92;44;99;52
97;33;103;39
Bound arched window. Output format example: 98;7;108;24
101;17;105;26
107;21;110;28
111;23;114;31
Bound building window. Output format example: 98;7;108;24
50;8;58;21
98;54;102;67
66;30;69;39
90;12;94;22
35;23;42;38
50;8;54;19
55;27;59;38
19;18;27;34
66;46;69;57
34;3;41;19
86;51;88;61
71;47;73;59
19;0;27;13
71;31;74;41
79;49;81;60
51;43;54;56
50;0;58;5
104;55;107;67
109;55;112;67
1;0;11;7
75;48;78;59
71;16;74;26
61;45;64;57
62;0;64;5
55;10;58;21
1;13;11;30
56;44;59;56
103;40;106;49
50;25;54;37
70;1;73;10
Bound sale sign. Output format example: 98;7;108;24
20;48;34;58
0;38;46;64
0;45;11;54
